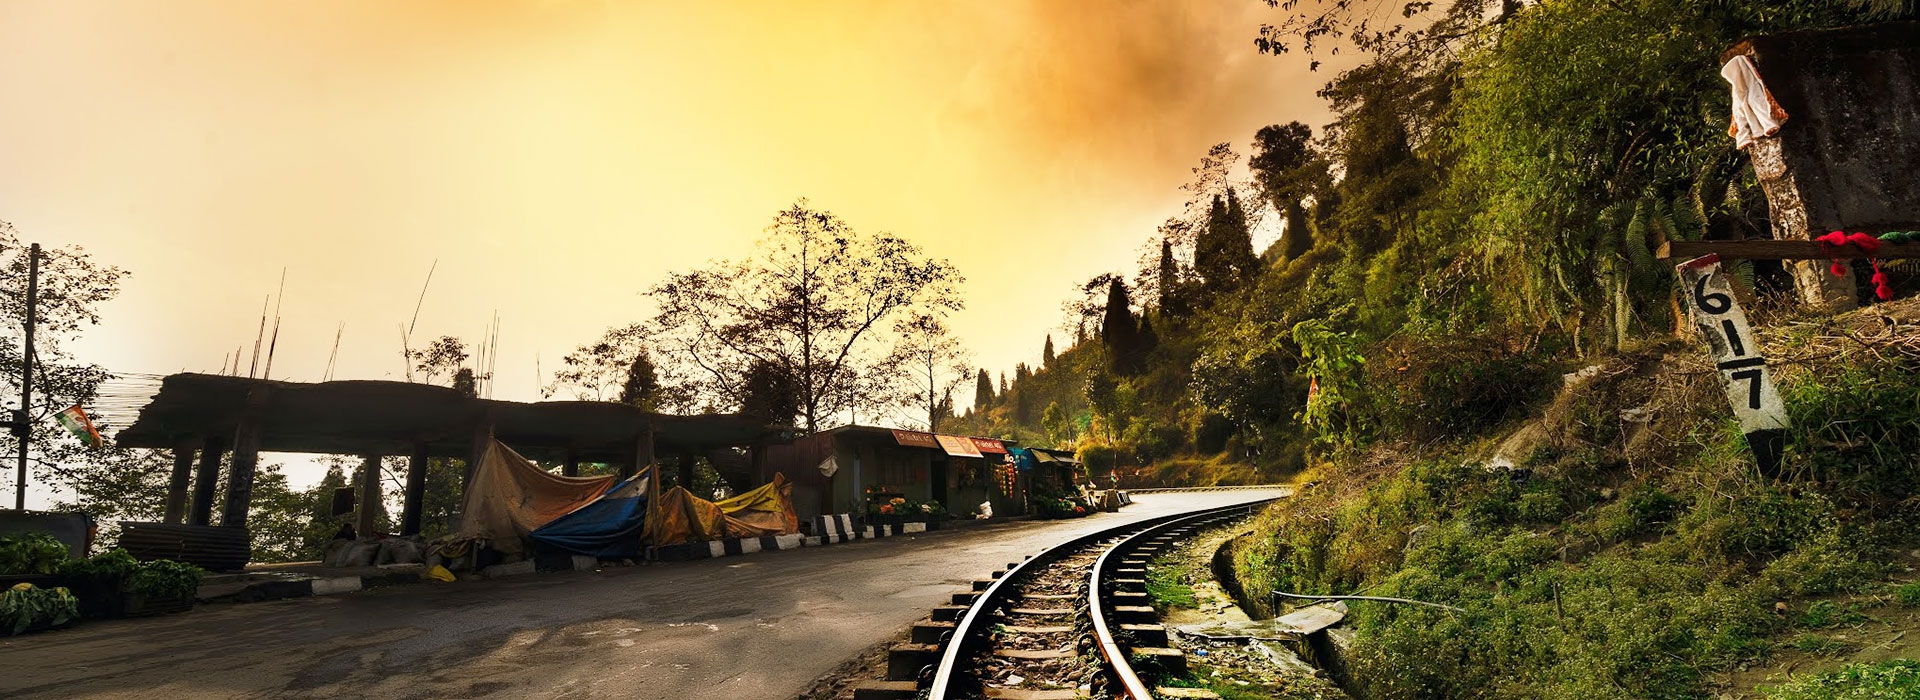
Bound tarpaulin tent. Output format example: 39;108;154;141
647;474;801;545
446;439;614;555
713;472;800;537
528;470;652;558
648;486;729;545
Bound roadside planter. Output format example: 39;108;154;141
864;497;949;527
125;559;202;617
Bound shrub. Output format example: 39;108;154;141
1762;660;1920;699
0;532;69;575
60;548;141;581
1894;582;1920;607
130;560;203;599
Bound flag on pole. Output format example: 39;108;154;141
56;405;102;448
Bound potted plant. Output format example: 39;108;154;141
59;549;141;619
126;559;201;617
1;582;79;636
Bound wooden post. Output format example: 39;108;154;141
639;423;658;556
401;442;428;536
220;386;270;528
356;454;382;537
563;448;580;478
750;445;767;486
463;420;492;491
162;437;197;524
188;435;225;526
677;453;695;491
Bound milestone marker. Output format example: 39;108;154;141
1675;255;1789;475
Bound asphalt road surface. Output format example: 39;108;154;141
0;489;1283;700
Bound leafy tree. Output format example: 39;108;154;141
1251;121;1319;261
407;336;469;387
738;360;802;428
887;312;970;432
1041;401;1076;448
546;325;693;411
646;200;961;432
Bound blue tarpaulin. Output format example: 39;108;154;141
529;472;651;558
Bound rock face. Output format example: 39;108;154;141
1731;22;1920;311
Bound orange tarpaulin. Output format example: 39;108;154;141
448;439;614;555
714;472;800;537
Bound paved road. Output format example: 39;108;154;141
0;490;1283;700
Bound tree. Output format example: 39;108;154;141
646;200;962;432
1193;188;1258;298
888;312;970;432
1043;335;1056;366
738;360;802;427
1251;122;1319;261
618;349;659;409
407;336;469;387
0;222;141;521
1100;278;1143;375
1156;239;1188;317
1041;401;1077;448
974;368;994;411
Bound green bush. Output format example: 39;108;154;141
1762;660;1920;699
0;532;70;575
130;560;203;599
60;548;140;581
1893;582;1920;607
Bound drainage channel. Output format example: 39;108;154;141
851;501;1271;700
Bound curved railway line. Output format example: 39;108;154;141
854;498;1275;700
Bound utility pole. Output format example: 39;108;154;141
12;243;39;511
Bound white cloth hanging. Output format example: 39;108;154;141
1721;55;1789;149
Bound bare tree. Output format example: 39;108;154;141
888;312;970;432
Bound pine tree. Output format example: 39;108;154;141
618;348;659;409
1157;238;1185;316
1043;335;1056;366
975;369;994;409
1138;315;1160;354
1223;188;1258;281
1100;279;1142;374
999;371;1008;395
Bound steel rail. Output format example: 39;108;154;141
924;498;1274;700
1087;501;1268;699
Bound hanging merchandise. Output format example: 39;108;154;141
55;405;102;448
1720;55;1788;149
1817;231;1893;300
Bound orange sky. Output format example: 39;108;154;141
0;1;1341;492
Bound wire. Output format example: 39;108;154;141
1271;589;1467;613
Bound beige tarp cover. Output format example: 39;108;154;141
646;473;800;545
449;439;615;555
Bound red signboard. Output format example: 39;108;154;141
970;437;1008;454
891;429;940;450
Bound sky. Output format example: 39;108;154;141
0;0;1344;495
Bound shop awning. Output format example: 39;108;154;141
935;434;983;458
891;429;939;449
970;437;1008;455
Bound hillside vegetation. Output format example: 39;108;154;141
948;1;1920;697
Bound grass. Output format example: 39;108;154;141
1893;582;1920;608
1761;660;1920;699
1224;333;1920;699
1145;555;1198;610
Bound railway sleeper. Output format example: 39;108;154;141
850;680;921;700
885;642;940;681
912;620;957;644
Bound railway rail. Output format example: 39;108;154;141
854;498;1274;700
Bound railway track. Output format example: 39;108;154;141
853;499;1273;700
